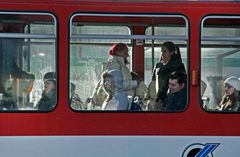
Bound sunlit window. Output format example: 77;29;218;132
69;14;189;112
0;12;57;111
201;16;240;112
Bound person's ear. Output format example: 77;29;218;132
180;83;185;89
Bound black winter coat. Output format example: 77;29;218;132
163;87;187;111
37;91;57;111
152;54;185;102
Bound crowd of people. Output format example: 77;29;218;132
0;41;188;111
2;41;240;112
85;41;188;111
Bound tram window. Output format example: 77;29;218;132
70;15;132;110
69;14;188;112
144;16;188;112
201;16;240;112
0;12;57;111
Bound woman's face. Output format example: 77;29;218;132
44;80;55;94
224;83;235;96
116;48;129;59
161;46;173;62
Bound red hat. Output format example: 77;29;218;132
108;43;117;56
108;43;128;56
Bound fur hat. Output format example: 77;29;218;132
224;76;240;91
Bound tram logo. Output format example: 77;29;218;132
182;143;219;157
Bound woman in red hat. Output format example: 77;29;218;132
88;43;147;110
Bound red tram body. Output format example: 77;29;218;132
0;1;240;156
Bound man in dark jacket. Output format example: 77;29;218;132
36;72;57;111
162;71;187;111
148;41;186;111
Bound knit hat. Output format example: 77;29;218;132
224;76;240;91
43;72;56;82
108;43;128;56
108;44;117;56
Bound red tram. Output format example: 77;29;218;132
0;0;240;156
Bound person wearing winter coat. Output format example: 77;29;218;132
0;63;35;110
148;41;186;110
218;76;240;112
88;43;147;109
103;43;138;96
161;71;187;111
36;72;57;111
101;69;129;110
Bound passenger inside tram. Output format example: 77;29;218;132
87;43;147;110
0;39;35;110
161;71;187;111
217;76;240;112
36;72;57;111
148;71;187;111
0;67;35;110
147;41;186;111
101;69;129;110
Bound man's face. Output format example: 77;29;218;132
168;78;184;93
44;80;55;94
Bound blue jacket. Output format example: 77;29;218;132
102;69;129;110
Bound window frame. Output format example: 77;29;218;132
69;13;189;112
0;11;58;112
200;15;240;113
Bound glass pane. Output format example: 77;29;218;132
202;17;240;38
0;13;55;34
145;26;186;39
69;14;188;112
201;16;240;112
144;42;188;112
144;17;188;112
0;13;57;111
27;24;55;35
70;43;132;110
72;25;130;35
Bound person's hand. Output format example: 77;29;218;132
153;99;162;110
85;97;92;104
131;72;141;85
72;93;82;103
148;99;162;111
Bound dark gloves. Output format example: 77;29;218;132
131;72;141;86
